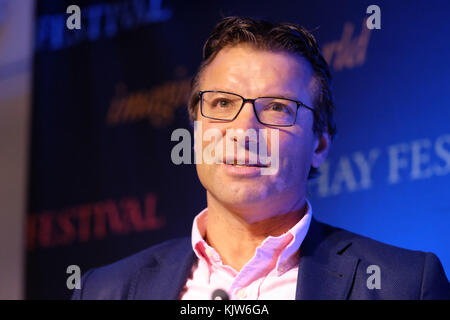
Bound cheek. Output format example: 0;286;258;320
194;119;210;185
276;131;314;181
195;162;205;183
195;161;215;194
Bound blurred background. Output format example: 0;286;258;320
0;0;449;299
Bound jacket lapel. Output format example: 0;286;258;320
296;217;360;300
131;238;197;300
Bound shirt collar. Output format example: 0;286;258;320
191;199;313;276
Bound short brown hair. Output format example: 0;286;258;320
188;16;337;179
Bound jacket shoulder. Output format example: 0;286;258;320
329;223;424;261
318;221;450;299
310;219;426;263
72;237;191;300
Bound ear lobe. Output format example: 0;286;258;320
311;132;331;168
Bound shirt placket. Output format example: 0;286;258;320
229;236;288;299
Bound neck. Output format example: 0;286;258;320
204;193;307;272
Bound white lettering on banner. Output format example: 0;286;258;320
329;156;359;195
170;129;449;194
310;149;381;197
353;149;381;189
388;142;409;184
388;135;450;184
309;133;450;197
36;0;173;51
411;139;433;180
435;134;450;176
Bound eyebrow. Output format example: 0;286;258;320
263;93;299;100
207;88;300;101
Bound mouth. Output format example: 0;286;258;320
226;159;268;167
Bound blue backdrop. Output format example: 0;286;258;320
27;0;450;299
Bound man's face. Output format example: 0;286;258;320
195;44;329;223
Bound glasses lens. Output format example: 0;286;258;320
255;98;297;126
201;92;242;120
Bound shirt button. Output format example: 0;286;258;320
237;288;247;299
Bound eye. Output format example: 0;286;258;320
213;98;232;108
267;102;291;113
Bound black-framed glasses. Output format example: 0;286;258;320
199;90;314;127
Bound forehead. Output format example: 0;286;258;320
199;44;317;104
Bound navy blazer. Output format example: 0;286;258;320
72;217;450;299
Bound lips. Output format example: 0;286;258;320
223;157;268;167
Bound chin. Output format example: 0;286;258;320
224;185;269;204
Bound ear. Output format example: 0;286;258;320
311;132;331;168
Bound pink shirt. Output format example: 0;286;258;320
179;199;312;300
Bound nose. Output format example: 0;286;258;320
230;100;262;131
224;101;262;157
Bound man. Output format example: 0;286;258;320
72;16;450;300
